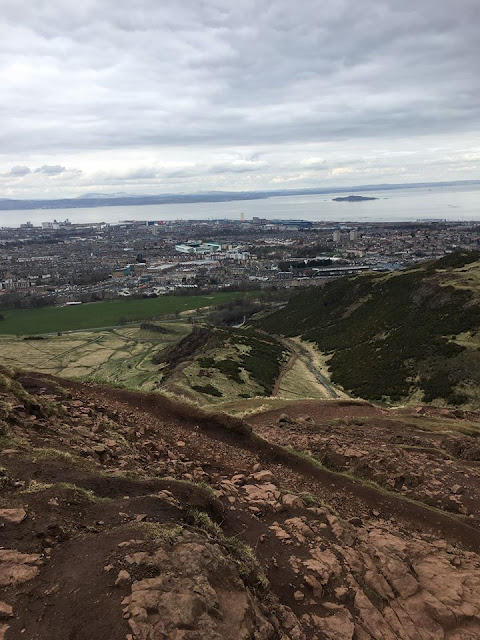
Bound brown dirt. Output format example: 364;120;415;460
1;370;480;639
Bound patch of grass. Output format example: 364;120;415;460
188;509;223;537
330;416;367;427
187;509;269;596
0;292;255;335
138;521;184;543
0;431;21;450
38;399;68;418
56;482;108;502
459;426;480;438
299;492;320;506
194;480;219;502
30;447;92;469
23;480;54;493
0;369;58;418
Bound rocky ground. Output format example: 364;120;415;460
249;402;480;522
1;366;480;639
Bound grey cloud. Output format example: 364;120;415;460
6;165;31;176
207;160;268;174
95;159;268;183
300;158;327;169
0;0;479;195
119;168;160;180
35;165;68;175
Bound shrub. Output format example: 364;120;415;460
191;383;223;397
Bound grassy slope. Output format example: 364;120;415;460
259;251;480;407
0;292;247;335
0;324;191;390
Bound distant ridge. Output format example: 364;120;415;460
0;179;479;211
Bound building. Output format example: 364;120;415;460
175;242;222;255
333;230;341;243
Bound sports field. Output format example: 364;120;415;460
0;291;247;335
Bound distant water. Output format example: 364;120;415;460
1;184;480;227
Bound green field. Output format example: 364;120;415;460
0;292;248;335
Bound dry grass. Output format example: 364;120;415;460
0;324;190;391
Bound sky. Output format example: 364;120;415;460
0;0;479;199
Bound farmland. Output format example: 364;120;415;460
0;291;248;335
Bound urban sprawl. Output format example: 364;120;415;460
1;216;479;307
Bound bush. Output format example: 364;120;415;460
213;359;244;384
191;383;223;397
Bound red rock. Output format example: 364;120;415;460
0;508;26;524
251;470;275;483
115;570;131;587
0;602;13;619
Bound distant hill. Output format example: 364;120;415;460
76;192;138;199
259;251;480;407
1;179;479;210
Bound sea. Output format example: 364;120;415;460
1;183;480;227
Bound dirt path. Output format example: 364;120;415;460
271;348;298;396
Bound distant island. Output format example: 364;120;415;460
333;195;378;202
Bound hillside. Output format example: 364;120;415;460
1;365;480;639
259;251;480;408
152;326;290;403
0;317;333;406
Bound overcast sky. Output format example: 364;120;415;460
0;0;479;199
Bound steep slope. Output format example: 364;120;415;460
259;251;480;407
1;365;480;639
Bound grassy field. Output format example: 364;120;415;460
0;292;247;335
0;324;191;390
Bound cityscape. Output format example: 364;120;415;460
1;216;479;307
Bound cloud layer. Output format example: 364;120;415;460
0;0;479;198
